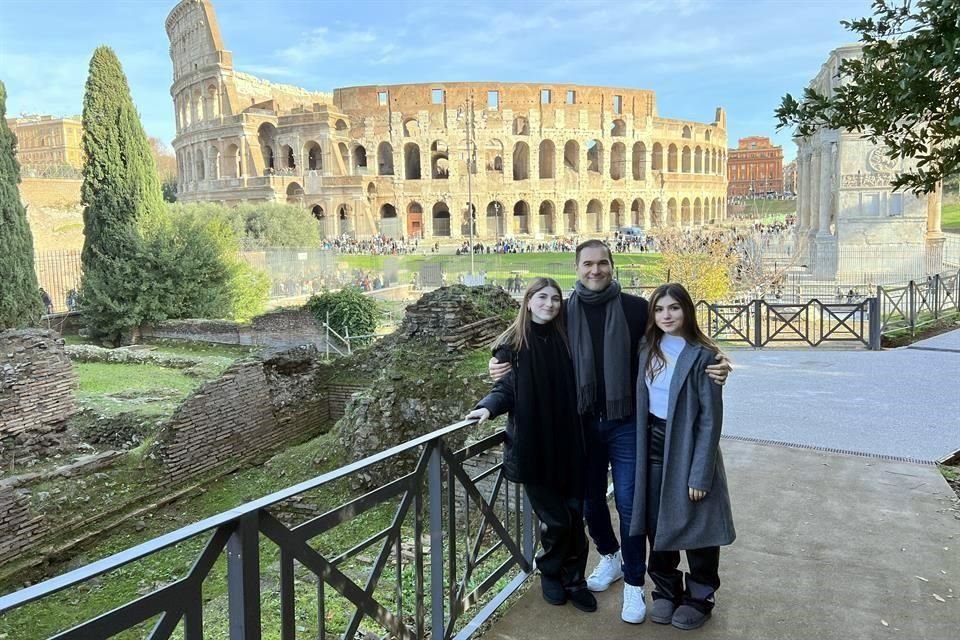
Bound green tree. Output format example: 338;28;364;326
79;47;167;343
775;0;959;194
305;287;379;346
0;80;43;329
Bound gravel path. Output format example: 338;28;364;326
723;331;960;461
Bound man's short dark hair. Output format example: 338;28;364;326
575;239;614;267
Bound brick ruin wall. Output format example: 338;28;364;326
0;329;78;451
140;308;331;350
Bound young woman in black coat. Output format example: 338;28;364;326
465;277;594;613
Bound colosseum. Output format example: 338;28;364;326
166;0;729;241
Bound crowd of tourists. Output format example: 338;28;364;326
321;234;420;255
465;239;735;631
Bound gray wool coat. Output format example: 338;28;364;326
629;342;737;551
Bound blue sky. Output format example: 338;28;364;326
0;0;873;161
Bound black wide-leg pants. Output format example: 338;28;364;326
646;415;720;612
524;484;589;591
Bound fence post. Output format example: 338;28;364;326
344;325;351;355
227;512;262;640
908;280;916;336
428;444;445;639
868;296;881;350
934;274;941;319
325;311;330;361
753;299;763;348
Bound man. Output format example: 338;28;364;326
39;288;53;315
490;239;730;624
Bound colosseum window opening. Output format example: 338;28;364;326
566;90;576;105
667;144;678;172
513;117;529;136
682;125;692;139
377;142;393;175
338;205;353;235
631;198;645;226
564;140;579;173
336;119;348;131
563;199;578;232
539;201;555;234
432;202;451;236
514;201;530;234
587;140;603;174
586;199;602;232
704;130;712;141
512;142;530;180
651;143;663;171
613;95;623;114
403;118;419;137
488;91;499;110
611;119;626;136
539;140;555;179
224;144;240;178
312;204;325;221
610;199;625;231
283;145;296;170
541;89;552;104
633;142;646;180
430;141;449;179
354;145;367;170
431;89;444;105
263;145;276;170
377;91;388;106
667;198;678;226
610;142;626;180
694;146;703;173
681;146;691;173
486;201;505;237
404;143;422;179
380;203;397;218
486;140;504;173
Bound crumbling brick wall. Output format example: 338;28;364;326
140;308;329;349
0;329;78;451
158;346;331;478
0;486;48;566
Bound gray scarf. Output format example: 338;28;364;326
566;280;632;419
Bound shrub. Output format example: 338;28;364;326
305;287;378;345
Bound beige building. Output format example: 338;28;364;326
166;0;728;240
6;115;83;174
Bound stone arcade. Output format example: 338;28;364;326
166;0;729;241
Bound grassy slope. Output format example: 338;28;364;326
942;202;960;233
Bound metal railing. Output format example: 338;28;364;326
877;271;960;336
695;298;879;349
0;420;534;640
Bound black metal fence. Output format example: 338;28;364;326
0;421;534;640
33;250;82;313
877;271;960;336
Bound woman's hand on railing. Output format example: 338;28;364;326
465;408;491;425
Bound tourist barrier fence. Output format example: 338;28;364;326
876;270;960;336
0;420;534;640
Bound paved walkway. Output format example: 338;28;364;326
482;331;960;639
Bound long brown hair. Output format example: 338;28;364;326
644;282;718;380
494;277;568;353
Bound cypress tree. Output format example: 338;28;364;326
79;46;166;343
0;80;43;329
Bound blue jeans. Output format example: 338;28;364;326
583;414;646;586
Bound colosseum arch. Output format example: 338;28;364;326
367;182;377;199
667;144;678;172
693;198;702;225
651;143;663;171
704;130;712;141
681;198;692;226
431;141;449;179
311;204;325;220
631;198;645;227
513;116;529;136
486;201;505;238
338;143;350;175
353;145;368;171
335;119;348;132
513;142;530;180
682;125;692;139
377;142;394;175
632;142;646;180
403;118;420;137
694;146;703;173
286;182;304;204
667;198;679;226
563;140;580;174
587;140;603;175
539;201;555;234
282;145;296;170
514;201;530;234
611;119;626;137
610;142;626;180
681;146;691;173
407;201;424;238
223;143;240;178
539;140;556;179
337;204;353;236
563;200;578;232
304;141;322;171
586;199;603;232
710;150;717;174
460;203;477;237
404;143;422;179
610;199;625;231
205;84;219;119
650;199;663;227
431;201;450;238
486;139;504;173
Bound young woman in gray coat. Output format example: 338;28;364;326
629;283;736;630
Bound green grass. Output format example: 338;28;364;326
74;362;207;417
943;202;960;233
939;463;960;482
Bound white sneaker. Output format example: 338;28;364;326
621;584;647;624
586;550;623;592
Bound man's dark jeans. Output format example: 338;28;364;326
583;413;646;586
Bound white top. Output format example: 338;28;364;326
646;334;688;419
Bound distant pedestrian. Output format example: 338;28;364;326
39;288;53;314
